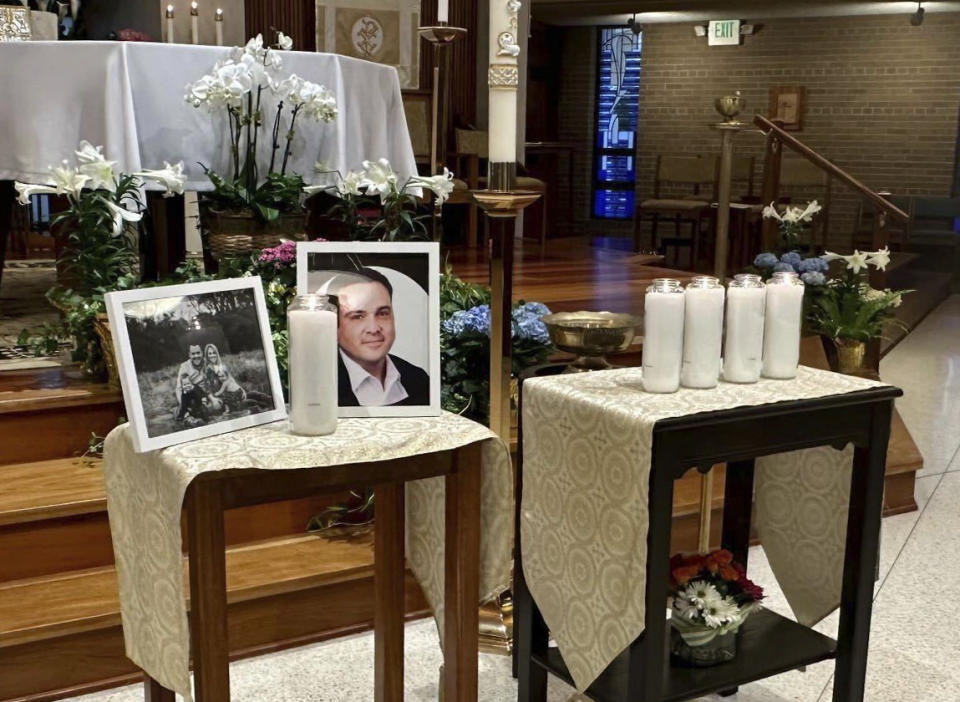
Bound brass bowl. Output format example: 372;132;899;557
541;311;638;372
715;91;745;122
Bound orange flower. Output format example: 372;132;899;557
719;564;740;581
672;565;701;586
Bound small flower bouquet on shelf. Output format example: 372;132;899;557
669;549;764;667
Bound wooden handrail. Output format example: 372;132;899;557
753;114;909;223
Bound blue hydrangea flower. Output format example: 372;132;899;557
754;252;779;268
811;257;831;273
511;302;552;344
801;271;827;286
780;252;802;267
443;304;491;336
772;261;796;273
794;257;817;273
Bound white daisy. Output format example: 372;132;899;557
682;580;720;609
702;596;739;628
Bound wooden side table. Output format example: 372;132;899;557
144;443;483;702
515;385;900;702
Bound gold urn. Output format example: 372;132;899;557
714;91;745;123
541;311;638;372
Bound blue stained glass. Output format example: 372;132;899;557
593;28;642;219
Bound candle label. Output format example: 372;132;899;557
488;64;519;88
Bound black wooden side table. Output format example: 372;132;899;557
514;368;900;702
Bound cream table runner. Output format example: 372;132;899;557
521;365;886;691
103;413;513;701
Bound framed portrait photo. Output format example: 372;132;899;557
296;241;440;418
105;278;287;453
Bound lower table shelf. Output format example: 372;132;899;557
532;608;838;702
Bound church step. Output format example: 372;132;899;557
881;269;951;356
0;530;430;702
0;368;124;465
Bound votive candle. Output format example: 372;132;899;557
288;295;339;435
215;8;224;46
723;274;766;383
165;4;175;43
762;271;805;379
681;275;725;389
642;278;685;393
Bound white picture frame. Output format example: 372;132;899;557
105;277;287;453
296;241;440;418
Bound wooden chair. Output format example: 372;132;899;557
634;155;717;269
452;128;549;249
401;90;477;245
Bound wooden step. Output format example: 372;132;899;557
0;458;105;527
0;530;429;702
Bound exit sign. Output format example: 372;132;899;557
708;19;741;46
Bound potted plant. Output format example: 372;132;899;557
669;549;764;667
14;141;185;383
184;33;338;259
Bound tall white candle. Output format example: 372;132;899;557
165;4;175;44
488;0;521;165
438;0;449;23
681;276;725;389
762;272;805;380
642;279;685;394
723;274;766;384
190;1;199;44
288;295;339;436
215;8;224;46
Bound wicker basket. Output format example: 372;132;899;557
203;208;307;260
94;313;121;390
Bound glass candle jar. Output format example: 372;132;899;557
681;275;725;389
761;271;805;380
643;278;685;393
287;294;339;436
723;274;766;384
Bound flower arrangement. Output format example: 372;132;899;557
184;33;337;223
761;200;822;247
310;159;455;241
753;200;829;287
669;549;763;665
14;141;185;376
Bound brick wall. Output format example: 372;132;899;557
554;13;960;248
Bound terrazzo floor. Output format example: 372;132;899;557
65;296;960;702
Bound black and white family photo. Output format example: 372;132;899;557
297;242;440;417
106;279;286;452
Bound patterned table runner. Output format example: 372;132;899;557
103;413;513;701
521;365;885;691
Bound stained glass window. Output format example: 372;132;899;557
592;27;642;219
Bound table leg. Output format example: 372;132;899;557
833;401;893;701
188;479;230;702
374;482;405;702
627;457;676;700
144;676;175;702
443;443;482;702
515;565;548;702
721;459;755;569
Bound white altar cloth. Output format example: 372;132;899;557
0;42;418;189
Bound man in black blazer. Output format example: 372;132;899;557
335;268;430;407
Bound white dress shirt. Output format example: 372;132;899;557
340;350;409;406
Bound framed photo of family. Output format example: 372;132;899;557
296;241;440;418
105;278;287;453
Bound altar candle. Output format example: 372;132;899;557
642;278;685;393
438;0;449;23
165;4;175;44
288;295;339;436
723;274;766;384
681;276;725;389
215;8;224;46
761;271;805;379
190;1;199;44
488;0;520;165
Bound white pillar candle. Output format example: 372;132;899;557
723;274;766;384
190;2;199;44
762;272;806;380
488;0;520;165
438;0;449;23
215;8;224;46
642;278;685;394
681;276;725;389
165;5;175;43
288;295;339;436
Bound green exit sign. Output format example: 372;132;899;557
708;19;741;46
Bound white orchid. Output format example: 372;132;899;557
99;196;143;237
411;167;456;204
75;141;117;192
277;32;293;51
135;161;187;197
361;158;399;202
237;33;282;73
868;247;891;271
276;74;337;122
